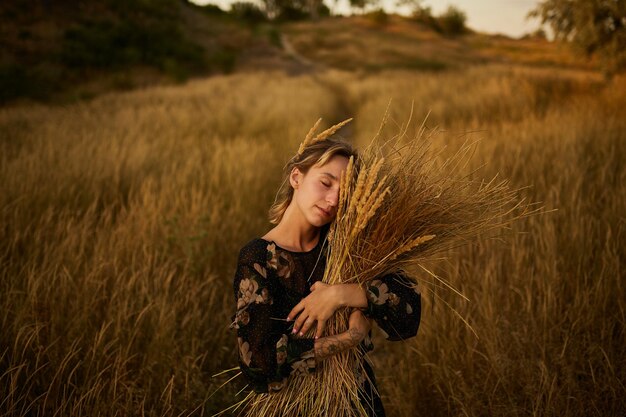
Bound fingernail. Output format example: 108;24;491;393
286;316;291;321
292;328;297;334
315;336;319;339
299;332;303;336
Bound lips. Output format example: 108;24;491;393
317;206;331;217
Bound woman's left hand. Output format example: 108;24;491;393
287;282;340;340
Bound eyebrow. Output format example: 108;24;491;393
321;172;338;181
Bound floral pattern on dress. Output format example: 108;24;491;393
366;279;390;305
231;257;274;329
253;262;267;279
362;272;422;341
387;292;400;306
237;278;259;309
238;337;252;366
266;243;278;269
276;334;288;365
232;240;319;395
231;231;420;404
266;243;296;279
406;303;413;315
290;349;316;376
268;379;288;392
229;308;251;330
236;271;272;310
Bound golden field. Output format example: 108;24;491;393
1;61;624;417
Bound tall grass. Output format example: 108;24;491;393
0;72;338;416
1;65;624;416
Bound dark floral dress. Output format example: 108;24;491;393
230;225;422;416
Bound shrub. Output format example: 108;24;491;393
277;5;310;22
318;2;331;17
412;5;440;31
0;63;62;103
198;3;227;15
60;18;206;76
230;2;267;24
437;5;467;36
365;7;388;25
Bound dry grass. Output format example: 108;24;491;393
282;15;597;72
247;105;535;416
1;64;624;416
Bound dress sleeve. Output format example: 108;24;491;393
360;271;422;341
230;246;317;393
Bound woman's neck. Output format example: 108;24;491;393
263;203;322;252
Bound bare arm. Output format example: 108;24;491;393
311;309;371;365
335;283;368;309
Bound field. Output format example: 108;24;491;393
1;54;625;416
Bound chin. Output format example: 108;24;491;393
308;214;329;228
310;218;327;228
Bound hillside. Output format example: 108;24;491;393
0;0;271;103
0;1;596;105
280;14;596;73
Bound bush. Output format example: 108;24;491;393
412;5;439;31
437;5;467;36
531;28;547;40
365;8;388;25
60;18;206;76
318;2;331;17
277;5;310;22
197;3;227;15
230;2;266;24
0;64;52;102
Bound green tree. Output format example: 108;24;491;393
528;0;626;78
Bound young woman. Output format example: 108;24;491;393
230;137;422;416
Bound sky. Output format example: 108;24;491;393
192;0;544;39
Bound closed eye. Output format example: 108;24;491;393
321;181;331;187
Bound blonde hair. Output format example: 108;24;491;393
268;137;360;225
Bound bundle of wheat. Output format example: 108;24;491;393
225;109;534;417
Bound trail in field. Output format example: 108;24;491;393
280;34;356;140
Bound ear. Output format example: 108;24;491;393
289;167;302;189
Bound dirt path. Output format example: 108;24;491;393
279;33;356;140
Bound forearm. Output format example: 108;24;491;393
335;284;368;309
313;328;363;364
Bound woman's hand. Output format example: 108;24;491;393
287;282;370;339
287;282;341;339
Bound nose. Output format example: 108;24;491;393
326;188;339;208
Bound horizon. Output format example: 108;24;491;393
193;0;545;39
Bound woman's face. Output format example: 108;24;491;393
291;154;350;227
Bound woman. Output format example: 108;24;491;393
230;136;422;416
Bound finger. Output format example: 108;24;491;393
293;312;308;334
310;282;318;291
299;316;315;337
315;319;326;339
287;302;304;321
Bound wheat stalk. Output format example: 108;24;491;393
231;109;537;417
297;118;353;156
